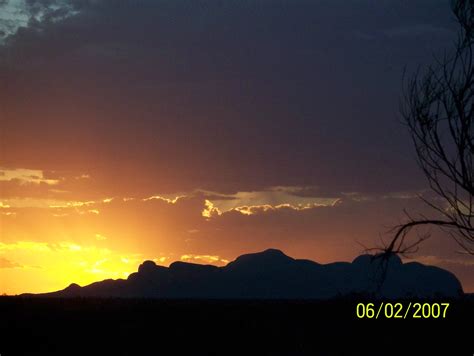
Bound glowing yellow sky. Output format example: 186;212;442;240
1;167;472;294
0;168;340;294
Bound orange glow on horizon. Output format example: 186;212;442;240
1;177;472;294
0;241;142;295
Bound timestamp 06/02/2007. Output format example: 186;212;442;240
356;302;450;319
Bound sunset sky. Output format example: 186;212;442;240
1;0;473;294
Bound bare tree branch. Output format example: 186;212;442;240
386;0;474;255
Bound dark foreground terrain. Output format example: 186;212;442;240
1;297;473;356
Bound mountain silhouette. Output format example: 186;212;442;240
23;249;463;298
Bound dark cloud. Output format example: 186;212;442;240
21;0;80;21
272;186;341;198
0;0;457;197
383;24;455;38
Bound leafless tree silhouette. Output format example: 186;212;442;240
387;0;474;256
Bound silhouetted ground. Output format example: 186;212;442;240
1;296;472;355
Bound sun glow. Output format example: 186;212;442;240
180;254;229;265
0;241;142;295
